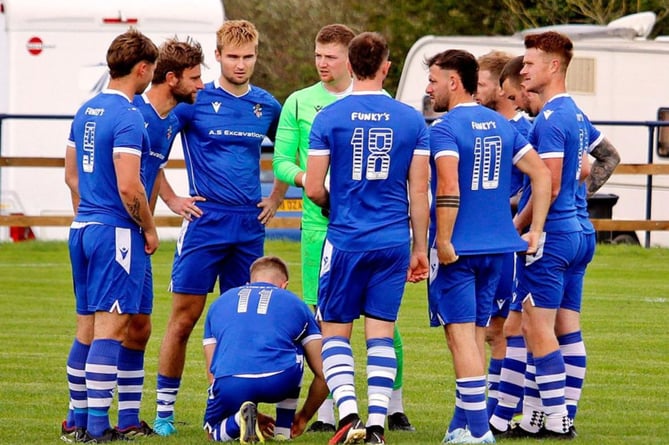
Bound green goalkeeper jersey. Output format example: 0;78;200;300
273;81;350;230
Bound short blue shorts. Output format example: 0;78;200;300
317;240;410;323
562;231;595;312
171;204;264;295
515;231;582;309
69;223;146;315
428;251;504;327
491;252;516;318
203;363;302;430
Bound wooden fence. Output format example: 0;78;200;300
0;156;300;231
1;156;669;241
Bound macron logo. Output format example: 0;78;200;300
543;110;554;120
212;101;222;113
119;247;129;260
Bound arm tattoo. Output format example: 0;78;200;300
126;195;143;224
586;139;621;195
435;195;460;208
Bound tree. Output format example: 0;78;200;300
221;0;669;101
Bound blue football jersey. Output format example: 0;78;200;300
509;112;532;198
429;102;531;255
133;94;182;198
203;283;321;378
309;91;430;251
577;119;604;234
174;80;281;207
527;94;591;233
68;89;150;228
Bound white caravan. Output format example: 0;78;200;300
397;12;669;246
0;0;224;240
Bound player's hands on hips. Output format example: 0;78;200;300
168;195;205;221
257;196;281;225
144;228;159;255
437;239;458;265
407;252;429;282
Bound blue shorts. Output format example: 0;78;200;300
68;223;146;315
515;231;582;309
491;252;516;318
171;205;264;295
509;254;524;313
317;240;410;323
428;251;504;327
203;363;303;430
562;231;595;312
138;259;154;315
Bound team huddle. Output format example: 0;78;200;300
61;17;620;445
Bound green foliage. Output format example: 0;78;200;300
221;0;669;102
0;241;668;444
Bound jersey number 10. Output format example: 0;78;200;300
471;136;502;191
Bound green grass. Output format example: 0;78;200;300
0;241;668;444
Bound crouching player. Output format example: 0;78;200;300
202;256;329;443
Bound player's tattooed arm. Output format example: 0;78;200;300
586;138;620;196
125;195;144;225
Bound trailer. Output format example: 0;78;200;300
396;12;669;246
0;0;224;240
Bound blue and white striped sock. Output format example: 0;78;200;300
448;388;467;433
322;336;358;421
66;339;90;429
457;376;489;438
490;335;527;431
117;346;144;429
534;350;569;433
85;339;121;437
486;357;503;417
559;331;586;420
366;337;396;428
519;352;544;433
156;374;181;420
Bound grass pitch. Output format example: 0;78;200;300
0;240;667;444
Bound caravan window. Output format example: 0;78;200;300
566;57;596;94
657;108;669;157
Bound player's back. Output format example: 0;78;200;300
429;103;528;255
71;90;147;228
310;92;429;251
204;284;320;377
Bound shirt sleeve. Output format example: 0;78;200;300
273;93;303;185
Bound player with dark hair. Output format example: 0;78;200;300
306;31;430;445
63;28;158;443
273;23;416;434
425;48;551;444
475;50;532;419
111;36;206;438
